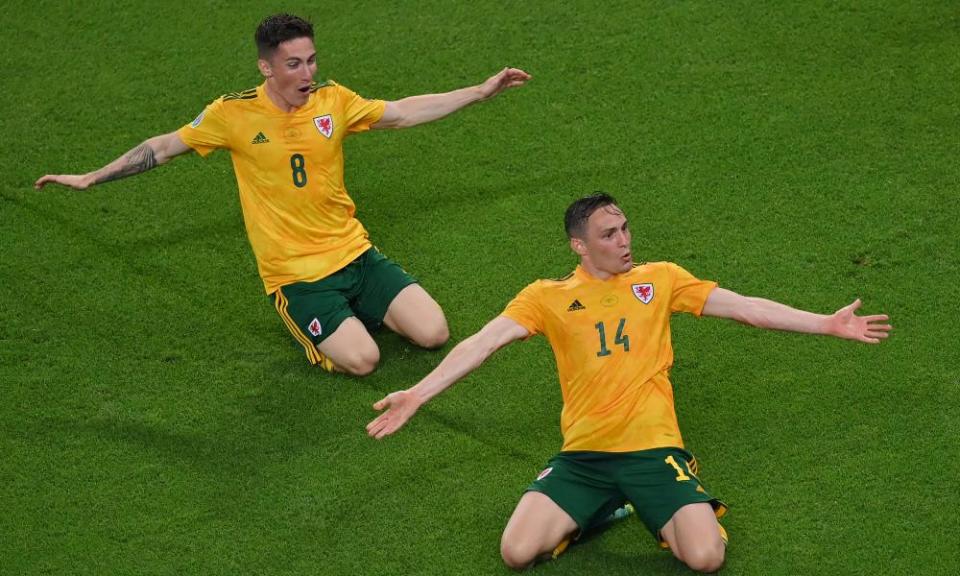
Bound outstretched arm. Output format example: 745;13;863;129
366;315;530;439
34;131;192;190
371;67;531;130
701;287;892;343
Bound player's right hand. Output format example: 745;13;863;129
35;174;90;190
367;389;421;440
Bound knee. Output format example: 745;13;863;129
682;542;725;573
414;318;449;350
500;539;538;571
337;346;380;377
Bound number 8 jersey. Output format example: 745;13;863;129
501;262;717;453
177;81;386;294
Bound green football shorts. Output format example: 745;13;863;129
526;447;727;543
271;248;417;365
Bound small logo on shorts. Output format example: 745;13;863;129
536;467;553;481
308;318;322;337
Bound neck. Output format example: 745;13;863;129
263;80;297;113
579;259;615;280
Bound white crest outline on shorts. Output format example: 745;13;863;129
308;318;322;337
536;467;553;481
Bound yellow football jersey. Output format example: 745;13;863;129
177;81;386;294
502;262;717;453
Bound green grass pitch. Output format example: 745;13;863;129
2;1;958;574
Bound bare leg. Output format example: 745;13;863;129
500;492;579;570
383;284;449;349
316;317;380;376
659;502;726;573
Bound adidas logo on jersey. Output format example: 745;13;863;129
567;300;586;312
251;132;270;144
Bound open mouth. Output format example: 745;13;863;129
297;86;310;93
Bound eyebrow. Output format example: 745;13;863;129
601;220;628;235
285;53;317;63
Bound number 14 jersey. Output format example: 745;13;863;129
501;262;717;453
178;81;385;294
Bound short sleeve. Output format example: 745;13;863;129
669;263;718;316
336;84;386;134
177;98;230;157
501;282;545;337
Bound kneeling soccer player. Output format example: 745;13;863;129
367;193;892;572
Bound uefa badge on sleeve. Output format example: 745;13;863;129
631;283;654;304
313;114;333;139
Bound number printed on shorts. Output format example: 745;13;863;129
665;455;695;482
290;153;307;188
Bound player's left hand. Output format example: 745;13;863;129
826;299;892;343
478;67;532;100
367;389;422;439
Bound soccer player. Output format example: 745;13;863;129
34;13;531;376
366;193;892;572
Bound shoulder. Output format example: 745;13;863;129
219;86;259;103
540;267;583;289
310;79;336;94
518;271;579;299
204;86;260;117
631;261;679;277
220;87;257;102
631;260;666;272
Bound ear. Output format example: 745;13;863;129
257;58;272;78
570;237;587;257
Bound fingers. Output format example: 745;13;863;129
366;413;390;437
374;422;396;440
367;395;408;439
366;413;402;440
847;298;862;312
492;67;531;85
34;175;53;189
503;67;532;80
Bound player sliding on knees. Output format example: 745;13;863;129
367;193;891;572
35;13;531;376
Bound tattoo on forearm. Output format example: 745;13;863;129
94;142;159;184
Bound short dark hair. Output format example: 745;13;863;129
255;14;314;58
564;192;619;239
